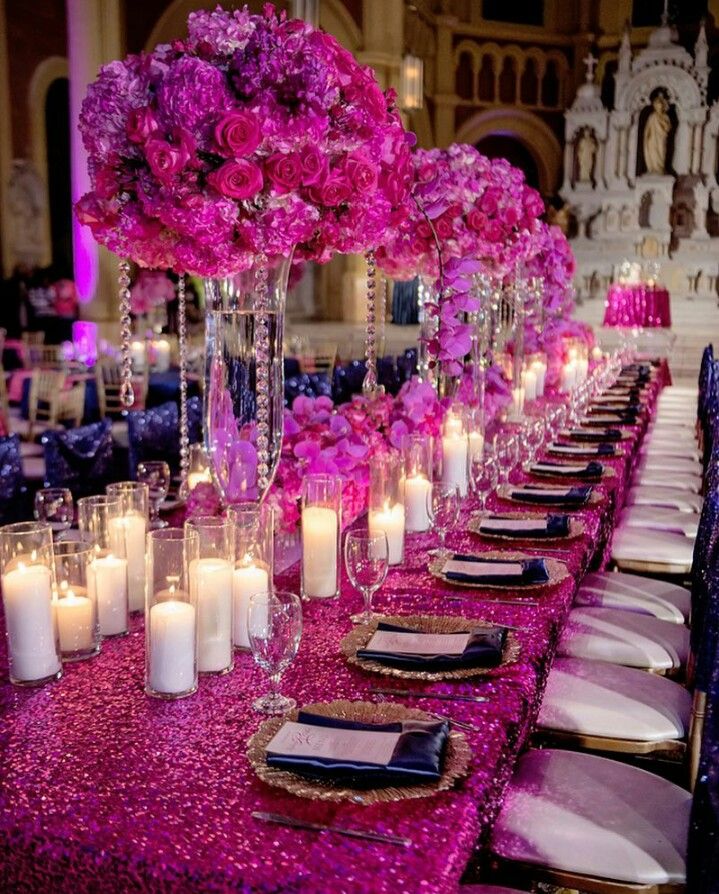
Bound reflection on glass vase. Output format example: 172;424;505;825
417;275;438;386
203;252;293;505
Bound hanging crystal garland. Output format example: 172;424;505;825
118;260;135;409
362;250;383;396
254;253;272;493
177;274;190;499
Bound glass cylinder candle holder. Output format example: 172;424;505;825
527;352;547;399
301;475;341;600
53;540;99;662
467;406;485;464
78;495;129;638
187;443;213;492
106;482;149;614
0;521;61;686
440;405;469;498
368;453;405;565
184;516;234;674
402;433;432;533
145;527;200;699
228;503;273;650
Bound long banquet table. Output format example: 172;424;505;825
0;372;664;893
603;282;671;328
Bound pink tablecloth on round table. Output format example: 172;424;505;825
603;284;671;328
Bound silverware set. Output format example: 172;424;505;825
252;811;411;848
369;686;488;704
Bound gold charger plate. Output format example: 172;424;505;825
525;462;616;482
427;549;569;591
340;613;520;681
559;428;633;442
246;699;472;805
467;510;585;543
547;445;624;459
496;483;602;508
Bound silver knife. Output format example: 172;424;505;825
445;595;539;607
252;811;411;848
369;686;488;703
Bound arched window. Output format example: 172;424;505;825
498;56;516;104
478;55;495;103
45;78;72;274
520;58;539;106
455;52;474;100
541;60;559;107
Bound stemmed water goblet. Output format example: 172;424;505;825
136;461;171;530
427;484;461;556
344;531;389;624
34;487;74;538
471;455;497;512
248;589;302;715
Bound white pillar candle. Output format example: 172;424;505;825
187;469;212;491
469;431;485;462
369;502;405;565
577;357;589;383
301;506;338;598
404;474;432;532
532;361;546;397
55;588;94;653
511;386;525;417
523;368;537;402
153;339;171;373
148;600;196;695
561;362;577;393
109;512;146;612
2;564;60;682
190;557;233;672
89;554;128;636
232;561;269;649
444;415;463;436
130;340;146;371
441;433;468;497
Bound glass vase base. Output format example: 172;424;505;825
253;693;295;715
145;683;198;700
10;668;62;687
61;644;101;663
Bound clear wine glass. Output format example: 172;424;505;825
527;419;545;464
136;461;171;529
427;484;461;555
344;531;389;624
34;488;74;537
471;457;495;512
248;590;302;715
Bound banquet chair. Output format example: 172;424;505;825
298;343;337;376
626;485;703;513
26;368;66;441
42;420;115;498
96;358;148;449
20;331;44;368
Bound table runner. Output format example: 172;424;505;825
0;376;661;893
603;283;671;328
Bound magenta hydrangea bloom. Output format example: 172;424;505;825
76;3;414;276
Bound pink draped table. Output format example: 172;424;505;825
603;283;671;328
0;376;662;893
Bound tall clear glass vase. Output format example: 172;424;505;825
417;275;438;386
203;252;293;505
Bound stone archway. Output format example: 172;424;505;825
455;107;562;195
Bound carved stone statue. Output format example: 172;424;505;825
643;92;672;174
576;127;597;183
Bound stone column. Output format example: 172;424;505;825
625;120;638;185
433;14;457;146
0;0;13;276
66;0;123;324
674;115;691;174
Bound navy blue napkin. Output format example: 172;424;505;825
357;621;506;670
444;553;549;585
266;710;449;786
532;461;603;480
584;412;638;425
569;428;622;442
511;485;592;506
480;513;570;538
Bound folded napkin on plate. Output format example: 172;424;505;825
479;513;570;538
265;710;449;785
582;413;638;425
531;461;603;479
589;403;641;415
442;553;549;585
510;485;593;506
567;428;622;442
357;621;506;670
549;442;616;457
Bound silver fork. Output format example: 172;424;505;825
374;693;481;734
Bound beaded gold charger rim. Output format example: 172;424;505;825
340;613;520;681
427;549;569;591
467;511;585;543
247;699;472;805
496;483;602;507
525;462;617;481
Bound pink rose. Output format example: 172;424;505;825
299;145;327;186
380;171;407;206
466;208;487;233
344;154;377;195
145;138;190;184
310;173;351;207
207;159;263;199
417;221;432;239
480;188;501;215
127;106;158;143
503;205;520;227
214;111;262;158
93;167;118;200
265;152;302;193
485;219;504;242
435;214;453;239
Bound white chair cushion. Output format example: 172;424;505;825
22;456;45;481
111;420;129;449
637;455;702;475
558;607;689;670
660;385;697;397
538;657;691;741
632;470;701;493
619;505;699;538
646;426;698;442
491;749;689;885
642;443;702;462
627;485;703;513
611;527;695;574
575;571;690;623
19;441;43;459
654;410;696;425
9;417;32;438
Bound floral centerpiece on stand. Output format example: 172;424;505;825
77;3;413;503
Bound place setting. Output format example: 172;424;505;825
495;482;600;508
523;458;614;482
427;549;569;591
467;511;585;544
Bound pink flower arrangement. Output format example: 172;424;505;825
129;269;176;316
76;4;414;276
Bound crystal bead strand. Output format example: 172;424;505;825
118;260;135;408
362;250;379;396
177;274;190;499
254;254;271;494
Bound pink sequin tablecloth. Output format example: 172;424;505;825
603;283;671;328
0;377;661;893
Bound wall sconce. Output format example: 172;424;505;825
400;53;424;111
